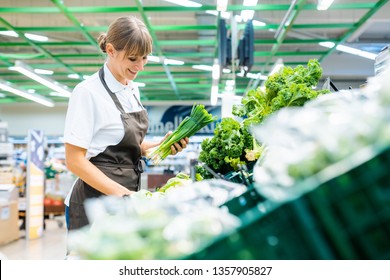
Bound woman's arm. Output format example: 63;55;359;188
65;143;133;196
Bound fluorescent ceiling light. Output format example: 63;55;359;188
212;62;220;80
192;65;213;71
0;79;55;107
67;73;80;79
49;92;71;98
317;0;334;10
252;20;266;26
163;0;202;8
217;0;228;12
210;83;219;106
243;0;258;5
269;58;284;76
241;0;258;21
133;82;146;88
34;68;54;75
164;59;185;65
206;10;231;19
0;30;48;42
240;10;255;22
226;80;235;86
319;42;377;60
147;55;161;63
9;60;72;98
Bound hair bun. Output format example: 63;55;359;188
98;33;108;53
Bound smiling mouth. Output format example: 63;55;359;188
129;69;137;75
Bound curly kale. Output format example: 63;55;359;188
233;59;329;128
198;117;256;176
197;59;327;178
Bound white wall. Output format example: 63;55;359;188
0;103;68;137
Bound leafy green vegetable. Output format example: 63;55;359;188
157;172;192;193
198;59;328;178
198;117;260;177
233;59;329;128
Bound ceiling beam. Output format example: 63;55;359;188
0;4;377;14
319;0;390;62
50;0;100;52
134;0;180;99
0;17;85;79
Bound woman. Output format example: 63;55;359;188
63;16;189;230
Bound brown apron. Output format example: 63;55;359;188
68;67;148;231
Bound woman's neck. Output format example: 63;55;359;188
106;62;127;85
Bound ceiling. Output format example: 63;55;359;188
0;0;389;106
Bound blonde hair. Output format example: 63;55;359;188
98;16;152;57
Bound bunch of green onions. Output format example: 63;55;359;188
146;104;217;165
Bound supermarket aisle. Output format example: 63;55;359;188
0;219;68;260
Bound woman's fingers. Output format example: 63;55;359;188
170;137;190;155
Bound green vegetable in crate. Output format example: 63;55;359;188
157;172;192;193
146;104;217;165
233;59;329;127
198;118;259;178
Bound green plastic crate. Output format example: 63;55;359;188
186;199;335;260
220;186;265;217
304;146;390;259
186;146;390;260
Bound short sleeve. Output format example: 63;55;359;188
63;85;96;149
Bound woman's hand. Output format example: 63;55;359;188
161;131;189;155
170;136;189;155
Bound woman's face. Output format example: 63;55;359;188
107;44;148;84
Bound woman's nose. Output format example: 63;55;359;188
134;60;144;71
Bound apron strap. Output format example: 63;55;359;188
98;67;126;114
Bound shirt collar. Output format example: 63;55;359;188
103;63;134;93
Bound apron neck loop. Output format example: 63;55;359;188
98;67;126;114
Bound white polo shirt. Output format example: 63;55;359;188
63;64;144;206
63;63;144;159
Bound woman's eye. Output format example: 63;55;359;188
129;57;137;62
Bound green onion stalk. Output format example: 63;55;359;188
146;104;218;165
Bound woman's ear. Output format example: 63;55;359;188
106;43;115;57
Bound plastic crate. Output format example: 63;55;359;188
186;199;335;260
220;186;265;217
186;146;390;260
224;162;255;185
303;146;390;259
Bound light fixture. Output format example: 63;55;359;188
34;69;54;75
192;65;213;71
317;0;335;11
147;55;161;63
212;61;220;80
210;82;219;106
0;79;55;107
319;42;376;60
9;60;72;98
164;58;185;65
133;82;146;88
217;0;228;12
241;0;258;22
162;0;202;8
0;31;49;42
206;10;231;19
269;58;284;76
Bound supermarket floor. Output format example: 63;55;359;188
0;218;68;260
